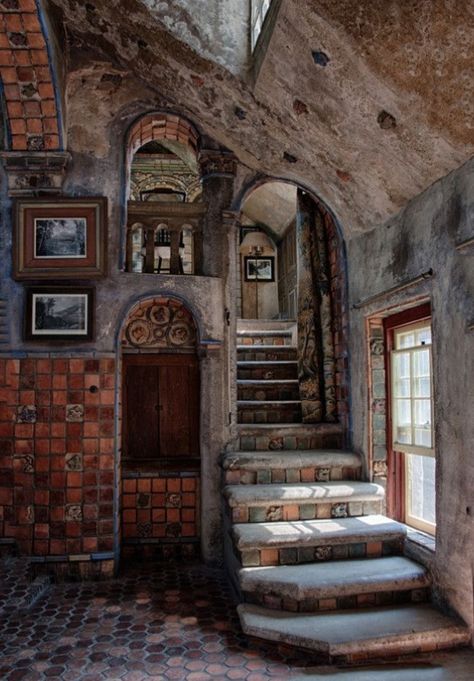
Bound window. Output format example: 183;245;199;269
251;0;272;51
390;318;435;535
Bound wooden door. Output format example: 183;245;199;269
123;354;200;465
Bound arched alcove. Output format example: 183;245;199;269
120;296;201;562
124;113;205;275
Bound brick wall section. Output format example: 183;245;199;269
128;113;198;158
0;356;116;562
0;0;61;151
121;473;200;559
323;209;350;439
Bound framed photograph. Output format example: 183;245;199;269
13;198;107;279
25;287;94;341
244;256;275;282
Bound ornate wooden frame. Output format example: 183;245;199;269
13;197;107;280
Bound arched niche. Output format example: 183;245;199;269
120;295;202;562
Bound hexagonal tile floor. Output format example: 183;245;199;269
1;559;473;680
0;560;316;680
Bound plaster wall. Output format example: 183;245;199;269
141;0;249;76
348;157;474;631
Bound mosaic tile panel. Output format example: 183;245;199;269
0;356;116;561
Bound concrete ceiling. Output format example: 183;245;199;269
48;0;474;235
242;182;297;238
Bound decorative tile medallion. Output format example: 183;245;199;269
16;405;37;423
66;404;84;422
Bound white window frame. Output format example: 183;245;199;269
391;320;436;535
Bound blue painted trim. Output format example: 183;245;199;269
35;0;65;150
0;79;12;150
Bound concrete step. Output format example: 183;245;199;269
238;401;302;424
223;449;362;485
237;603;470;662
240;556;431;612
225;481;384;523
237;361;298;381
236;422;343;451
237;346;298;362
237;380;300;402
232;515;406;566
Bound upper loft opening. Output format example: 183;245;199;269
125;113;205;275
250;0;273;51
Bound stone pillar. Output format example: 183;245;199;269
198;149;237;278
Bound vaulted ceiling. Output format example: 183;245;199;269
46;0;474;234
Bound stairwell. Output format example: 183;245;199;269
224;321;470;664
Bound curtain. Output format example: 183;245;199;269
296;189;337;423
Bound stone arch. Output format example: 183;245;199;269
0;1;63;151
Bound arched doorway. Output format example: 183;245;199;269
235;179;350;437
120;296;201;561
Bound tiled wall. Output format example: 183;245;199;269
0;0;62;151
0;355;116;575
324;210;350;439
121;473;200;559
367;318;388;487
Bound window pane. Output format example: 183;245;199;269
413;349;431;398
416;327;432;346
414;399;432;447
395;399;412;444
393;352;410;397
407;454;436;527
396;332;415;349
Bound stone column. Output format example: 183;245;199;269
198;150;237;278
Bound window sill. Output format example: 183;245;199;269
404;525;436;568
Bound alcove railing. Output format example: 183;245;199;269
126;201;207;275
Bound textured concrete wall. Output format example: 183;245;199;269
348;157;474;630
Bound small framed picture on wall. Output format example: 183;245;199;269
13;198;107;279
244;256;275;282
25;287;94;341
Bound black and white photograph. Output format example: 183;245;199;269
34;217;87;258
13;198;107;280
244;256;275;281
25;288;94;340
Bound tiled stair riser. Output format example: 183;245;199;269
230;500;383;524
224;466;361;485
238;349;297;362
237;539;404;568
237;433;343;451
238;405;302;424
238;336;293;347
238;384;300;402
238;364;298;381
244;587;431;613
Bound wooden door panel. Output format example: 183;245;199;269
123;354;200;463
159;362;199;457
125;364;159;460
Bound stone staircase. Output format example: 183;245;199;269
237;321;301;424
224;322;470;663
